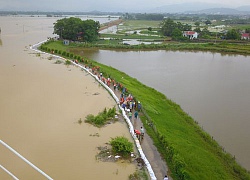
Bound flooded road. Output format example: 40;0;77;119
0;16;136;179
80;49;250;170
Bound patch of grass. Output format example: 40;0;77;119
64;59;71;65
110;136;133;158
129;169;149;180
85;107;117;127
54;60;63;64
100;33;164;40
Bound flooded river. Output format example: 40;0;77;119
0;16;136;179
80;49;250;170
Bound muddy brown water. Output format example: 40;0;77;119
79;49;250;171
0;16;136;179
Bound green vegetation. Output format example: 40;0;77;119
40;40;250;56
100;33;163;40
160;18;191;36
226;29;241;40
53;17;100;42
120;20;161;29
129;170;149;180
85;107;116;127
96;136;148;179
110;136;133;158
64;59;71;65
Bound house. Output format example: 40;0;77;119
183;31;198;39
241;33;250;40
63;39;70;45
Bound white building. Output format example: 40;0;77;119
183;31;198;39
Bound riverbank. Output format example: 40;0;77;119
40;40;250;179
64;40;250;56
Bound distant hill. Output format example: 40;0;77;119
147;3;250;14
147;2;227;13
187;8;243;15
236;5;250;11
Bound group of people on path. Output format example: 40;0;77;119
96;70;145;141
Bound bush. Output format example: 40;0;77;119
85;107;116;127
62;51;66;56
65;59;71;65
110;136;133;157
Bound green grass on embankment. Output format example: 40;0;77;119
39;40;250;180
42;40;250;56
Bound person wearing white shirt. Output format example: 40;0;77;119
163;175;168;180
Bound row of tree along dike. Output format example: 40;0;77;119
39;40;250;180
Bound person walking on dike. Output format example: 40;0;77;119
128;110;132;120
163;175;168;180
137;101;141;111
134;110;138;119
134;129;141;139
140;127;145;139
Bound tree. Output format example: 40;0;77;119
194;27;201;33
199;27;210;38
182;23;192;31
160;18;191;37
160;18;176;36
194;21;200;27
205;20;212;25
53;17;100;42
171;28;184;40
81;19;100;42
53;17;83;40
226;29;240;40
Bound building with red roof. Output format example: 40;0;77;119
241;33;250;40
183;31;198;39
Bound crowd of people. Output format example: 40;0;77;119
95;69;145;141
